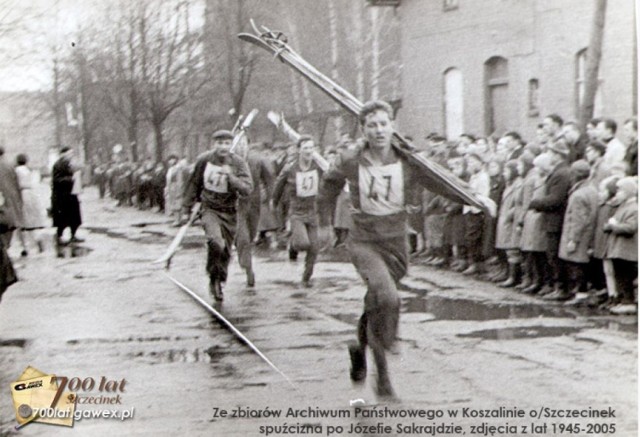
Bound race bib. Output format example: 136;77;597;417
203;162;228;193
358;162;404;215
295;169;319;198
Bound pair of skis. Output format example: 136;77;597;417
239;21;495;216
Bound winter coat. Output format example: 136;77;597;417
0;160;23;228
605;197;638;262
165;163;187;215
529;161;571;233
520;172;547;252
495;178;521;250
558;180;598;263
592;201;615;260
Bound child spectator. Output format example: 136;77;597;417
589;176;620;307
604;177;638;315
495;160;522;287
513;152;536;290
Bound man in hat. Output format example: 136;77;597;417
51;147;84;256
182;130;253;302
528;138;572;297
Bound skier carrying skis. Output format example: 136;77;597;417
181;130;253;302
272;135;327;287
322;100;436;399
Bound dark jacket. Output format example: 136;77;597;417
529;161;571;233
182;151;253;214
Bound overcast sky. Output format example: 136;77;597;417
0;0;100;91
0;0;205;93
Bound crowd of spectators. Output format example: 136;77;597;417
94;114;638;315
411;115;637;315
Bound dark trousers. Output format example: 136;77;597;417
290;217;319;281
236;207;260;272
464;213;484;263
544;231;561;286
612;258;638;303
587;257;606;290
202;209;236;284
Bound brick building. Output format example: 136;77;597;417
396;0;637;143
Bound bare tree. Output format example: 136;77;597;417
140;1;208;162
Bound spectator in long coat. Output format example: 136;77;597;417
51;147;83;253
604;177;638;315
520;153;553;294
529;139;572;298
512;152;536;289
0;147;23;248
558;160;598;299
164;155;186;225
495;160;522;287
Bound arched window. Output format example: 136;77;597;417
575;48;603;117
484;56;509;136
443;68;464;140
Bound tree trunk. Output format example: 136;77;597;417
328;0;343;136
369;7;381;100
350;1;365;102
128;87;139;162
579;0;607;130
53;57;63;147
153;121;164;163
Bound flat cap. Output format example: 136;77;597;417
212;129;234;140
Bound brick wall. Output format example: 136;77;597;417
398;0;636;145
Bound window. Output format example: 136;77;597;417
443;0;459;11
575;48;603;117
484;56;509;136
443;68;464;139
528;79;539;117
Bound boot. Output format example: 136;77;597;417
462;263;479;275
522;282;542;295
348;342;367;383
246;269;255;287
492;265;509;282
515;275;531;290
499;264;520;288
209;278;223;302
55;236;64;258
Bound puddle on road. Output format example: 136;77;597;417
458;326;583;340
0;339;27;348
402;295;575;320
403;295;638;334
128;345;247;367
66;335;200;345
